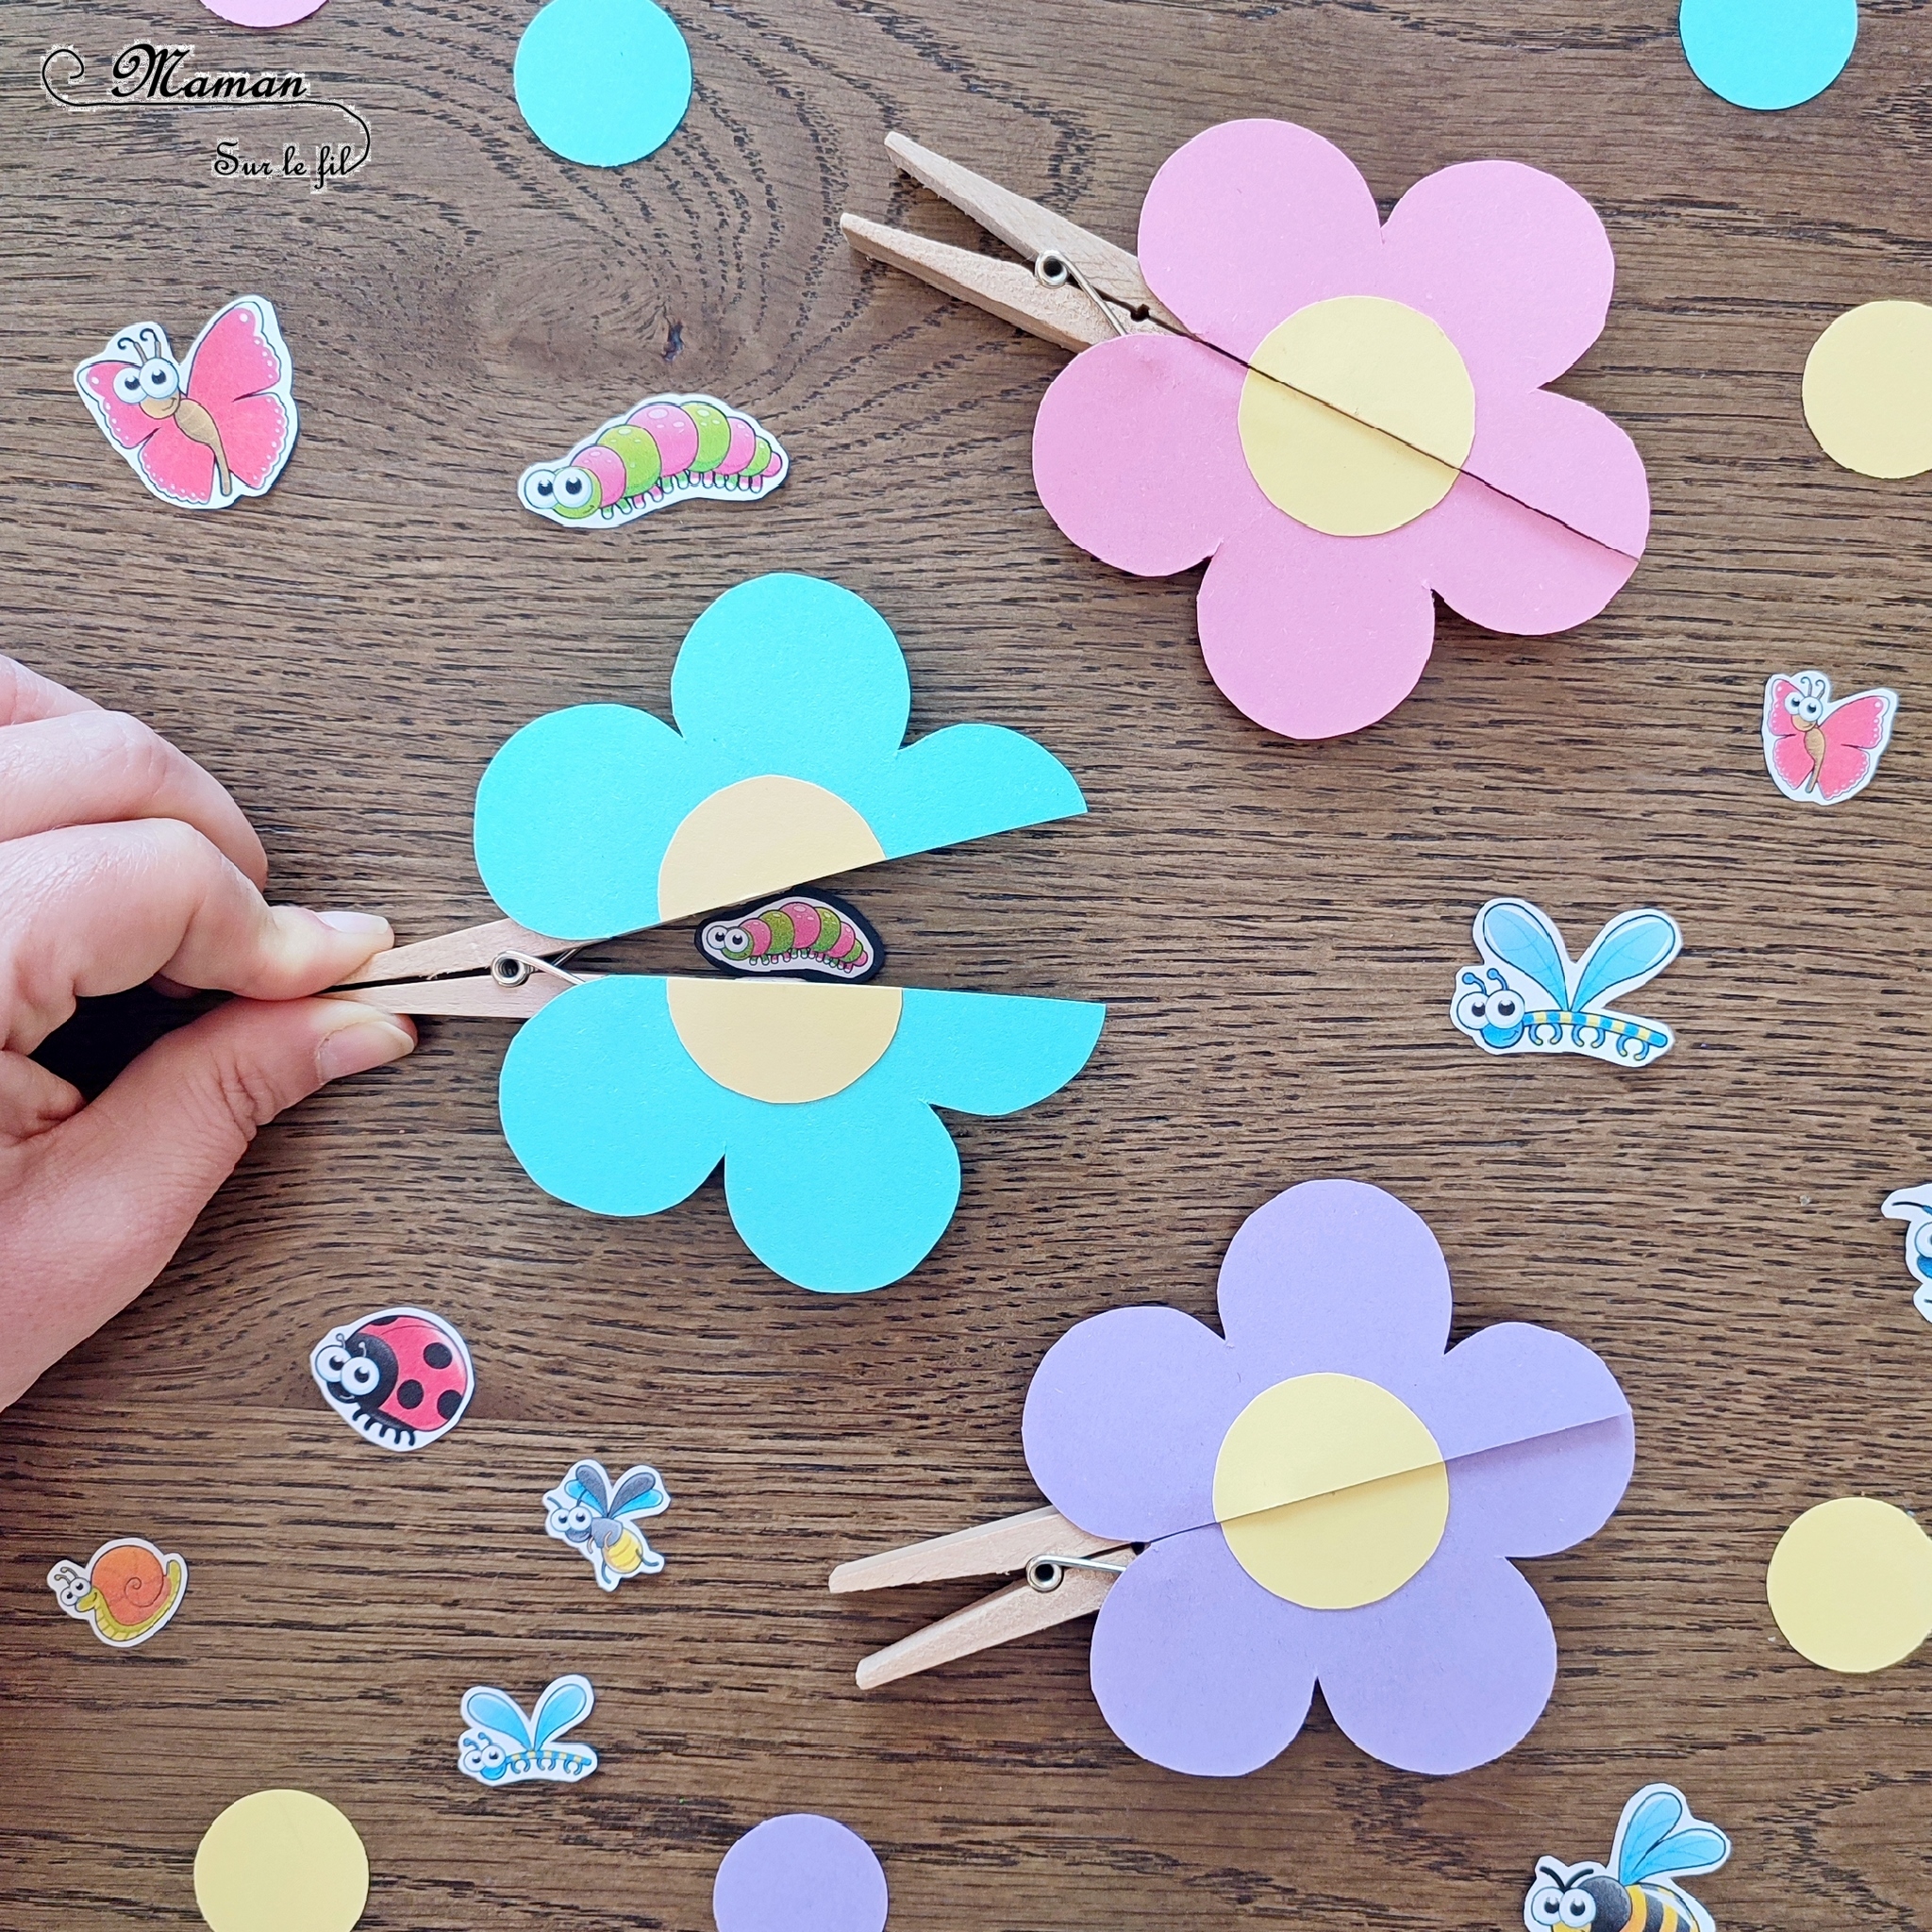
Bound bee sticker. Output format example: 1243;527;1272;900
1763;670;1896;806
1524;1782;1731;1932
697;892;884;984
48;1536;188;1650
518;391;788;528
458;1674;599;1787
543;1458;670;1591
1452;898;1682;1068
1881;1188;1932;1324
310;1306;475;1452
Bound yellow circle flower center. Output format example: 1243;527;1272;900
1237;295;1476;538
1767;1495;1932;1674
667;977;901;1104
1802;300;1932;480
658;775;886;924
1211;1372;1449;1610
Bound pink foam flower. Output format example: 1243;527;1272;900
1031;121;1651;740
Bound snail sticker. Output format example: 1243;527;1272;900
1762;670;1897;807
696;892;884;984
48;1536;188;1650
74;296;297;510
310;1306;475;1452
1452;898;1682;1068
458;1674;599;1786
1524;1782;1731;1932
518;391;788;528
1881;1188;1932;1325
543;1458;670;1591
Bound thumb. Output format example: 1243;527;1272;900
2;996;413;1407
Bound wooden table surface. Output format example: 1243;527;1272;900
6;1;1931;1925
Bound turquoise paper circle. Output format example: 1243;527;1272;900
1679;0;1857;111
514;0;692;168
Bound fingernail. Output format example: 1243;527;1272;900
313;909;392;938
318;1012;417;1083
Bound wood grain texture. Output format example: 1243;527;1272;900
5;0;1932;1924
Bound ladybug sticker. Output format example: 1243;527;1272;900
310;1306;475;1452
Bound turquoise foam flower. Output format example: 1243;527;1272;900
475;574;1105;1293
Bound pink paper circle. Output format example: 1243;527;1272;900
200;0;331;27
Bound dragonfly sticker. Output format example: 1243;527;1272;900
458;1674;599;1787
1451;899;1682;1067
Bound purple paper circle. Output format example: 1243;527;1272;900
713;1815;888;1932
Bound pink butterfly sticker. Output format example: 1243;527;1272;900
1762;670;1898;806
75;296;298;510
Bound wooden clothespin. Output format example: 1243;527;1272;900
841;132;1182;354
328;917;593;1018
828;1504;1134;1689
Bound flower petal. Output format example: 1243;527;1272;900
855;723;1086;858
670;574;912;781
1090;1526;1318;1776
1215;1179;1453;1396
723;1086;960;1293
475;704;708;940
1377;159;1616;391
1032;333;1263;576
499;977;729;1213
1421;389;1648;638
1194;510;1438;739
1415;1324;1634;1559
890;989;1105;1116
1138;120;1383;360
1023;1306;1241;1542
1313;1553;1557;1774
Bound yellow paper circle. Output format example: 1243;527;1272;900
1238;295;1475;538
1768;1496;1932;1674
658;775;885;924
1802;301;1932;479
194;1790;368;1932
667;976;902;1103
1212;1372;1449;1610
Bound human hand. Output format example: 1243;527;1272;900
0;655;415;1410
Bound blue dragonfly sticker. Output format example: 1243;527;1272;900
458;1674;599;1786
1452;898;1682;1067
1524;1781;1731;1932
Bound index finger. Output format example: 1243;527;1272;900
0;655;100;726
